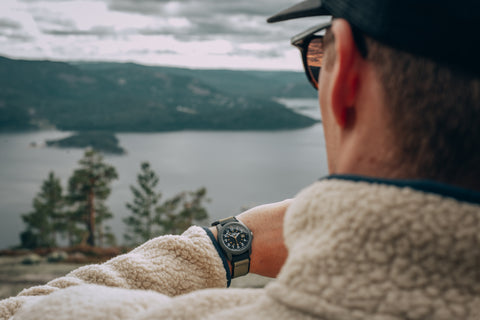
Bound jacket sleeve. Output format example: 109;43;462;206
0;226;228;319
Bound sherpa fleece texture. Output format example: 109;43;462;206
1;178;480;320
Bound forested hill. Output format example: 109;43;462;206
0;56;317;132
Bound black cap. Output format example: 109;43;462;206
268;0;480;76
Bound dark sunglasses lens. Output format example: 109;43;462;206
306;37;324;88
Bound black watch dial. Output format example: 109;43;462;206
220;222;251;252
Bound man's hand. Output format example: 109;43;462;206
210;199;292;278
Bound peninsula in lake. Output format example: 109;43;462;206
46;132;125;155
0;56;317;132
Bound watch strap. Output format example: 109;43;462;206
231;251;250;278
211;216;238;226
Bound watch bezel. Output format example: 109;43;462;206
217;221;253;259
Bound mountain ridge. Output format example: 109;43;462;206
0;56;317;132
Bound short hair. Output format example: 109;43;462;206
324;27;480;189
367;38;480;188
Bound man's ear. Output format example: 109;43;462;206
329;19;361;128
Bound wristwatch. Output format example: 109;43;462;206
211;217;253;278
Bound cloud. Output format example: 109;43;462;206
0;2;39;43
0;32;32;42
18;0;79;2
104;0;300;41
107;0;293;17
31;10;76;29
0;18;22;30
154;49;177;54
43;26;116;37
135;10;298;45
0;18;32;42
138;17;264;41
104;0;310;42
229;47;283;59
107;0;166;15
0;0;327;70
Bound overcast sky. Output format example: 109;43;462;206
0;0;328;70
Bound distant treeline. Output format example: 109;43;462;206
0;56;317;132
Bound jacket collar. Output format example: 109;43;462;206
267;177;480;319
323;174;480;205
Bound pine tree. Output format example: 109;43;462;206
157;187;210;235
67;149;118;247
21;172;64;249
124;162;163;245
95;202;117;247
123;162;211;241
62;207;85;247
155;193;184;235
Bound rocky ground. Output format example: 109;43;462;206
0;256;81;299
0;255;272;300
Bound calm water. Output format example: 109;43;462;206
0;99;327;249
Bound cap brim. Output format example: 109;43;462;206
267;0;330;23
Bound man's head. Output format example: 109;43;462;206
269;0;480;190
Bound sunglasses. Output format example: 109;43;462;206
291;22;332;90
292;22;368;90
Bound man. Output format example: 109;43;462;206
1;0;479;319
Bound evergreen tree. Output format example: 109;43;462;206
67;149;118;246
123;162;163;245
158;187;210;235
155;193;184;235
62;207;85;247
95;202;117;247
21;172;64;248
123;161;211;241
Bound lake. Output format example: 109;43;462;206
0;98;327;249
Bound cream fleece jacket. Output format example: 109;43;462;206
1;177;479;320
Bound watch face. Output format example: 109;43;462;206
220;222;251;252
